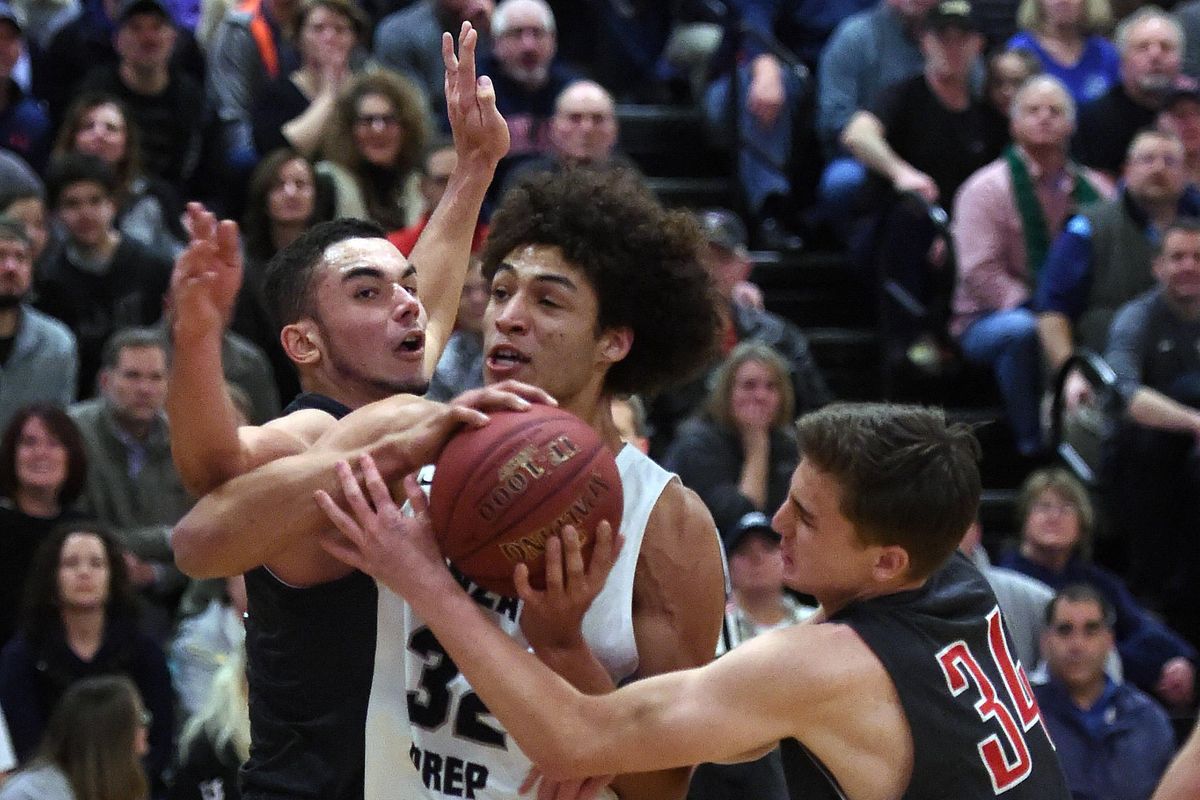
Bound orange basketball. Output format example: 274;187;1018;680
428;406;623;596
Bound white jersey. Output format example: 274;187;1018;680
365;445;677;800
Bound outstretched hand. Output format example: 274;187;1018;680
171;202;243;342
443;22;510;168
517;521;623;654
315;457;452;602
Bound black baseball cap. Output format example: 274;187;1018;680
724;511;782;555
115;0;172;24
926;0;979;32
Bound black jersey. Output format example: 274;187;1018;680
785;553;1070;800
241;393;377;800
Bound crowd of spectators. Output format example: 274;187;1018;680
0;0;1198;796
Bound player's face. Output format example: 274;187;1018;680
771;459;878;607
1041;599;1112;692
14;415;69;495
307;238;429;397
1021;488;1081;556
483;244;630;412
57;532;111;611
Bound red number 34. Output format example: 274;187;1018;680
937;608;1048;794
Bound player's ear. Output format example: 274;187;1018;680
281;320;322;366
596;326;633;365
872;544;910;584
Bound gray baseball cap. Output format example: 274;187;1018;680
697;208;748;252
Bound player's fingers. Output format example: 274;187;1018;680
578;775;616;800
588;520;619;578
562;526;586;588
335;459;376;521
402;473;429;515
317;528;366;572
313;488;366;546
491;380;557;407
450;404;490;428
358;454;393;511
518;765;541;795
513;562;536;601
458;23;477;108
441;30;457;72
543;534;564;596
216;219;241;263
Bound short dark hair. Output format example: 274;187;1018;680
0;215;29;246
262;217;387;332
481;168;720;396
0;404;89;508
44;153;119;209
795;403;982;579
20;521;140;642
1155;216;1200;258
100;327;166;370
1045;583;1115;628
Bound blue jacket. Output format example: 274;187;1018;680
998;550;1197;691
1032;677;1175;800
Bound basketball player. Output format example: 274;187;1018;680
174;169;728;799
317;404;1073;800
165;24;536;800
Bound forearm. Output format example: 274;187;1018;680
737;438;770;510
410;159;496;370
1127;389;1200;436
841;112;905;183
167;333;247;496
1037;312;1074;371
173;435;412;577
282;91;337;157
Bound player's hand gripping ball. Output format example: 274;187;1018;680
429;406;623;596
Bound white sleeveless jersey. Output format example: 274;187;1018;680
365;445;676;800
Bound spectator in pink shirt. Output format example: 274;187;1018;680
951;74;1112;455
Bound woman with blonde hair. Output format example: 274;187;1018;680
664;341;799;542
1007;0;1118;104
0;675;149;800
316;69;430;230
169;647;250;800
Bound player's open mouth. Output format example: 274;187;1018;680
397;332;424;353
486;346;530;367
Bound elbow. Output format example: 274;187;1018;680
171;517;226;579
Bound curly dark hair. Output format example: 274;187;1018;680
20;522;140;644
0;405;89;508
481;168;720;396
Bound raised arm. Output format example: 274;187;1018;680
411;22;510;372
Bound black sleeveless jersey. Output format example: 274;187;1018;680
241;393;378;800
785;553;1070;800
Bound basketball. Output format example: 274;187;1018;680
428;406;624;596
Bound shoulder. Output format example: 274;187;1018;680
961;158;1009;197
0;765;73;800
66;398;104;425
1112;289;1160;329
18;308;75;348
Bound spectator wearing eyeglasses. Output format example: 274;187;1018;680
998;467;1197;709
315;69;431;230
1032;585;1175;800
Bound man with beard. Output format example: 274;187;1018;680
1036;129;1198;374
1075;7;1184;176
0;218;76;432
